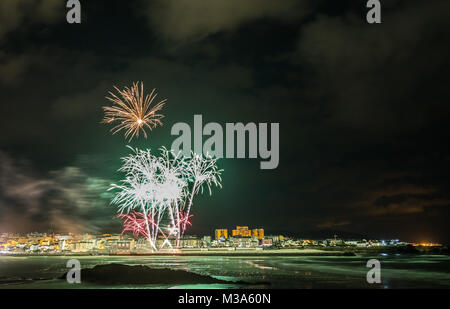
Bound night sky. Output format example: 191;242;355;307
1;0;450;243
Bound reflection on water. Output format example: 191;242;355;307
0;254;449;289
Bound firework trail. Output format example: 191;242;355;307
181;151;222;235
177;211;193;231
109;147;222;251
102;82;166;141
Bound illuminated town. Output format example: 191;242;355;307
1;225;441;255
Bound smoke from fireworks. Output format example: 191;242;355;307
102;82;166;141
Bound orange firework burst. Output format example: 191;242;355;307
102;82;166;141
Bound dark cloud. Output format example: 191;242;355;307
295;0;450;134
0;51;29;84
145;0;310;43
0;0;63;40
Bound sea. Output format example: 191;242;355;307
0;254;449;289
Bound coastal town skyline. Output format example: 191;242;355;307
2;229;439;255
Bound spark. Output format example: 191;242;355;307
177;211;193;231
102;82;166;141
167;225;178;236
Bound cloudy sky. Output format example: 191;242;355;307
1;0;449;243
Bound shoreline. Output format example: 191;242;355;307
2;245;447;257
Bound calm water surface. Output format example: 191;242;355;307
0;254;449;289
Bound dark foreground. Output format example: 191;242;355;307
61;263;246;285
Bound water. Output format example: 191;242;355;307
0;254;449;289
